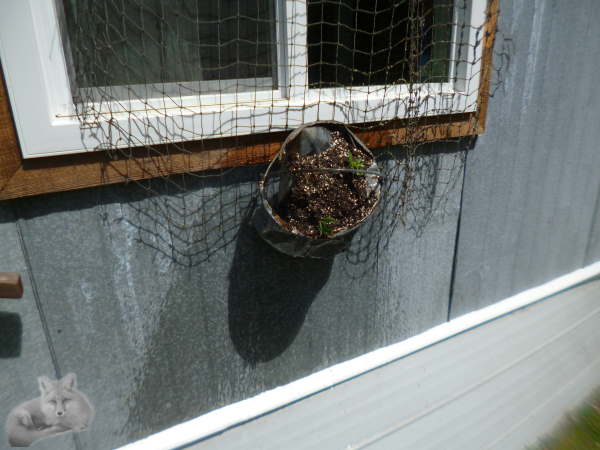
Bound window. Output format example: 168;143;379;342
0;0;487;159
307;0;454;88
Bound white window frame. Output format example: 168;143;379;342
0;0;486;159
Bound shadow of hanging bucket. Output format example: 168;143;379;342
253;121;382;258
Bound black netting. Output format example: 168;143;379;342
57;0;494;262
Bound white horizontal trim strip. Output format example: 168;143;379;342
117;260;600;450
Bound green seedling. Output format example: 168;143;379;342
318;216;336;237
347;151;365;175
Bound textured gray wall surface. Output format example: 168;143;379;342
0;205;76;450
0;148;464;449
449;0;600;318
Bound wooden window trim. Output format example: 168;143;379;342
0;0;497;201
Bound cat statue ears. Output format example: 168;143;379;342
37;373;78;395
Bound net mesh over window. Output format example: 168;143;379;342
58;0;495;265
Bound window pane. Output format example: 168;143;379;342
307;0;454;88
62;0;277;97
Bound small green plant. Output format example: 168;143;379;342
347;151;365;175
318;216;336;237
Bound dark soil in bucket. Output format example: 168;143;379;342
277;131;378;238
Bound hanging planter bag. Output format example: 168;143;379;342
253;122;381;258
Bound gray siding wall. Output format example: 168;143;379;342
1;1;600;449
0;153;464;449
450;0;600;317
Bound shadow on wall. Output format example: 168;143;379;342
6;140;468;442
121;203;333;439
120;143;467;439
116;146;459;273
111;168;262;268
341;141;468;277
228;211;334;364
0;312;22;358
226;140;468;363
4;140;467;275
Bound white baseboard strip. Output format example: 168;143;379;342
117;260;600;450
